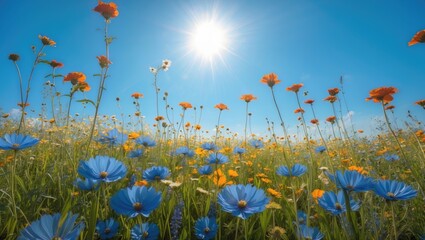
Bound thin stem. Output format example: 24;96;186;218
390;201;397;240
66;93;74;128
270;87;292;153
244;102;249;148
381;102;408;163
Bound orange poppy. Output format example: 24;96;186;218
326;116;336;123
323;95;337;103
408;30;425;46
155;116;164;121
8;54;20;62
286;83;303;93
179;102;193;109
294;108;305;114
96;55;111;68
260;73;281;88
128;132;140;139
415;99;425;108
185;122;191;128
64;72;86;85
304;99;314;104
38;35;56;46
49;60;64;68
311;189;325;202
215;103;229;111
328;88;339;96
77;82;91;92
94;1;119;19
240;94;257;103
366;87;398;103
310;119;319;124
385;105;395;110
131;92;144;99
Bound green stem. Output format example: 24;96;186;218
270;87;292;154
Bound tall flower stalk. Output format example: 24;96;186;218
240;94;257;147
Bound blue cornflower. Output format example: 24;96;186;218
135;136;156;147
206;153;229;164
201;142;218;151
0;133;39;151
143;166;171;182
198;165;213;175
128;174;137;188
98;128;128;146
334;170;373;192
318;191;361;215
194;217;217;240
96;218;119;239
276;164;307;177
298;225;324;240
74;178;100;191
383;153;400;162
233;147;246;155
18;212;84;240
373;180;417;201
128;149;144;158
297;210;307;224
170;200;184;240
78;156;127;183
110;186;162;218
174;146;195;158
315;146;326;154
249;139;264;149
218;184;270;219
131;223;160;240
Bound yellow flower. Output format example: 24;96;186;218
311;189;325;202
228;169;239;178
134;180;148;187
261;178;272;184
348;166;368;175
267;188;282;198
128;132;140;139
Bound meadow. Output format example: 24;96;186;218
1;1;425;240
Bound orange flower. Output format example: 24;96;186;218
328;88;339;96
179;102;193;110
323;95;337;103
76;82;91;92
64;72;86;85
304;99;314;104
128;132;140;139
155;116;164;121
49;60;63;68
415;99;425;108
286;83;303;93
267;188;282;198
215;103;229;111
240;94;257;103
38;35;56;46
195;124;202;130
94;1;119;19
408;29;425;46
294;108;305;114
96;55;111;68
134;180;148;187
131;92;144;99
2;113;10;118
185;122;191;128
311;189;325;201
310;119;319;125
357;129;364;133
348;166;368;175
326;116;336;124
385;105;395;110
260;73;281;87
366;87;398;103
228;169;239;178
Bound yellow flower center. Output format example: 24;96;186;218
204;227;210;233
238;200;247;209
12;143;20;148
387;192;395;198
335;203;342;210
143;231;149;237
133;202;143;211
100;171;108;179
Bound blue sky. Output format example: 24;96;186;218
1;0;424;138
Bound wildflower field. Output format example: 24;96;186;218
1;1;425;240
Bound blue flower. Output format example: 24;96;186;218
131;223;160;240
315;146;326;154
78;156;127;183
96;218;119;239
298;224;324;240
170;200;184;240
218;184;270;219
297;210;307;224
276;164;307;177
110;186;161;218
198;165;213;175
98;128;128;146
143;166;171;182
334;170;373;192
318;191;361;215
233;147;246;155
249;139;264;149
201;142;218;151
206;153;229;164
383;153;399;162
128;174;137;188
18;212;84;240
0;133;39;151
174;146;195;158
194;217;217;240
373;180;417;201
135;136;156;147
129;149;144;158
74;178;100;191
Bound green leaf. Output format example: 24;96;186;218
38;59;50;64
77;99;95;106
45;73;52;78
93;74;102;77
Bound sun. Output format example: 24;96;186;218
190;20;227;59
